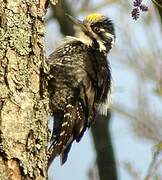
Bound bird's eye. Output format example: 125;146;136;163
93;27;100;33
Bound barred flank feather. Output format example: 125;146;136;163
48;97;87;165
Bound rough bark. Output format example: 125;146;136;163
0;0;48;179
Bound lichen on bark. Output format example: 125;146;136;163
0;0;48;179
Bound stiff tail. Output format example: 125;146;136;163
48;97;87;165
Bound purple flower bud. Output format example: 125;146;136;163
140;5;148;11
133;0;142;7
131;8;140;20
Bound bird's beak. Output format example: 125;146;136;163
66;14;87;31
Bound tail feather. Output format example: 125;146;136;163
48;97;89;165
60;141;72;165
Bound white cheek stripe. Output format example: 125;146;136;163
89;27;115;52
66;30;115;52
97;40;106;51
105;32;114;39
88;27;107;51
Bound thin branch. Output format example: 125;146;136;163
145;156;162;180
152;0;162;9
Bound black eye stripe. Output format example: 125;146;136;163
91;20;114;34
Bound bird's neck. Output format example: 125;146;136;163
73;30;110;53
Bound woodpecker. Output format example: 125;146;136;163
47;13;115;165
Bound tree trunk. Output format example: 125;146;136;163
0;0;48;179
91;112;118;180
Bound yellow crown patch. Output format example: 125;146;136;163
85;13;105;23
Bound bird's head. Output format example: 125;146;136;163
67;13;115;53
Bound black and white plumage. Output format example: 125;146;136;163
47;13;115;165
